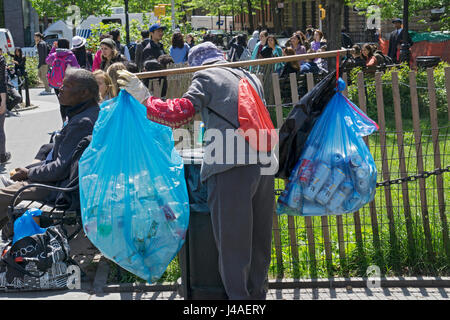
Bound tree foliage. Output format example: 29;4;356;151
345;0;448;31
30;0;112;22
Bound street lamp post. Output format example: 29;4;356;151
171;0;176;31
124;0;130;46
232;0;235;34
400;0;410;64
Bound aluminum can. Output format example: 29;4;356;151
349;154;363;169
286;182;303;208
303;162;331;201
298;145;317;185
331;153;345;168
316;167;346;206
343;191;362;212
327;182;353;212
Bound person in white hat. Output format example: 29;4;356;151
71;36;92;70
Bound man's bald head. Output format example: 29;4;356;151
63;69;100;103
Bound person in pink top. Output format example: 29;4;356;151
45;38;80;121
91;49;102;71
91;34;112;72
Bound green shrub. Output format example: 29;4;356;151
25;56;39;88
347;62;449;130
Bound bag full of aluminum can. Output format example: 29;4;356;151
277;78;378;216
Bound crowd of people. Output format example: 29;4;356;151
0;20;407;168
0;15;418;298
0;30;277;299
228;27;330;76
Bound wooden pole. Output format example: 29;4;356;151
136;49;355;79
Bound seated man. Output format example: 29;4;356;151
0;68;100;230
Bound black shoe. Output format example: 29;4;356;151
0;152;11;164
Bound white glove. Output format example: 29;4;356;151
117;69;151;104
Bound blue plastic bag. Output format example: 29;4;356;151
79;90;190;283
277;79;378;216
12;208;46;244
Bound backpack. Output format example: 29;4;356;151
45;42;52;56
239;48;251;61
211;67;278;152
0;225;73;291
374;51;393;66
127;42;137;62
47;55;70;89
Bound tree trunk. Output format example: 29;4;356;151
260;0;265;29
72;18;76;37
247;0;254;33
324;0;344;72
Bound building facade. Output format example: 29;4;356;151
235;0;444;39
0;0;40;47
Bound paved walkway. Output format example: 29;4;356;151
1;90;449;301
1;286;449;300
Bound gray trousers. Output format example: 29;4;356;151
38;65;50;92
0;113;5;155
0;181;51;228
207;165;274;300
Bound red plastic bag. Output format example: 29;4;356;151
236;76;278;152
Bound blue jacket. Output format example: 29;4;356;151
170;43;190;64
300;61;320;75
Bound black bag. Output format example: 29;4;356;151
276;70;338;179
374;50;393;66
127;42;137;62
0;225;72;291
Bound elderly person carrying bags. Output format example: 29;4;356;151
117;42;276;300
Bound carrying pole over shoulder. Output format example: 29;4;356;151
136;49;355;79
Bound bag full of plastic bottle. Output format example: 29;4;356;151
277;78;379;216
78;90;190;283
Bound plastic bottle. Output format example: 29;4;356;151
315;167;346;206
303;162;331;201
327;182;353;212
197;122;205;146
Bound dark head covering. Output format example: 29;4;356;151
57;38;70;49
100;38;116;50
187;42;226;66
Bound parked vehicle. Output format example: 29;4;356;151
43;7;157;47
190;16;234;31
0;29;15;54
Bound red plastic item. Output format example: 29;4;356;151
236;78;278;152
145;97;196;129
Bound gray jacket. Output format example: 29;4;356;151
182;65;277;182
